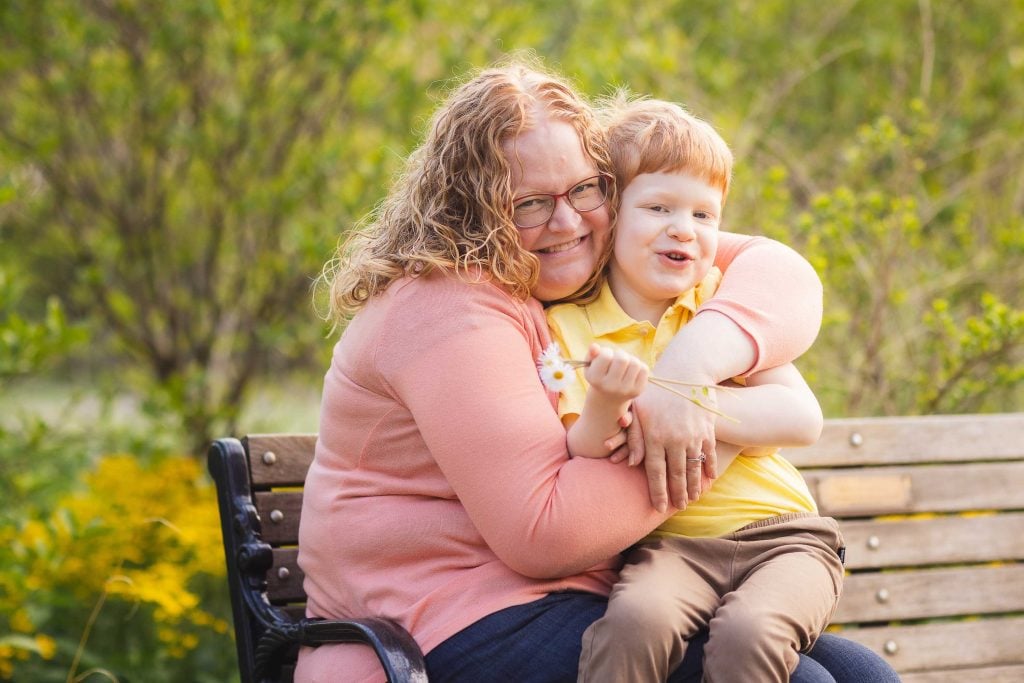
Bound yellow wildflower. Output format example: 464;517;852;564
35;634;57;660
9;609;33;633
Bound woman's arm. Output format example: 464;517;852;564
715;363;824;448
381;277;669;579
705;232;823;371
633;232;823;511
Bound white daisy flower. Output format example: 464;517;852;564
536;342;565;369
539;361;575;393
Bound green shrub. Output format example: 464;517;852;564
1;454;235;682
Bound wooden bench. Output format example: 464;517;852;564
788;412;1024;682
209;412;1024;682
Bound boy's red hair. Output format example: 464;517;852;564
601;93;733;205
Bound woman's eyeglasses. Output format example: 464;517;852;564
511;174;612;229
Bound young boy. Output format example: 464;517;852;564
544;98;845;683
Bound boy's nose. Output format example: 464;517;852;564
667;217;696;240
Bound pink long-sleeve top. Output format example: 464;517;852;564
295;233;822;682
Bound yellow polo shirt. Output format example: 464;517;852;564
546;272;817;538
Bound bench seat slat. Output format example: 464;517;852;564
900;664;1024;683
834;564;1024;623
786;413;1024;468
803;461;1024;517
838;512;1024;569
833;616;1024;677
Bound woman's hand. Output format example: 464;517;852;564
633;385;718;512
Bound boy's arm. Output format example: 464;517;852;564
567;344;649;459
714;363;824;448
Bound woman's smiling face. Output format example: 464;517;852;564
503;117;612;302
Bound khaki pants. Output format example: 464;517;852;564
579;513;845;683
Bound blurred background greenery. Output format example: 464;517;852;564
1;0;1021;680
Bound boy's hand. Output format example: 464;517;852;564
567;345;649;461
607;411;638;464
583;344;649;403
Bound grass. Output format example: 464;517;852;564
1;373;323;438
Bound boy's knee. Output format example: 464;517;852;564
582;591;691;680
610;584;693;634
705;609;799;677
710;610;768;650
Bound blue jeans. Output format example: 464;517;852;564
425;591;900;682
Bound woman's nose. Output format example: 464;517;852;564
546;196;581;232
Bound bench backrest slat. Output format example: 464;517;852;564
836;564;1024;623
804;460;1024;517
254;491;303;546
786;413;1024;468
242;435;316;609
267;548;305;605
850;619;1024;677
838;511;1024;569
245;434;317;488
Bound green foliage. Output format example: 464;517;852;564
0;454;233;682
0;0;433;451
918;295;1024;413
746;97;1023;415
0;270;83;381
3;0;1018;439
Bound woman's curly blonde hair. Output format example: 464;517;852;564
321;57;615;321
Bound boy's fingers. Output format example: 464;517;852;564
618;409;633;428
608;445;629;464
604;430;628;452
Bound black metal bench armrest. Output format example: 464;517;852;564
208;437;428;683
255;617;427;683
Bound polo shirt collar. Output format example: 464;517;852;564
587;281;701;337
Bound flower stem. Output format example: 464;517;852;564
647;377;739;422
564;358;738;421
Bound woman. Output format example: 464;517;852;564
296;60;898;682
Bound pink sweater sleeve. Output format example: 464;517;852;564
377;277;668;578
705;232;823;372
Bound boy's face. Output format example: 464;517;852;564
609;171;721;321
